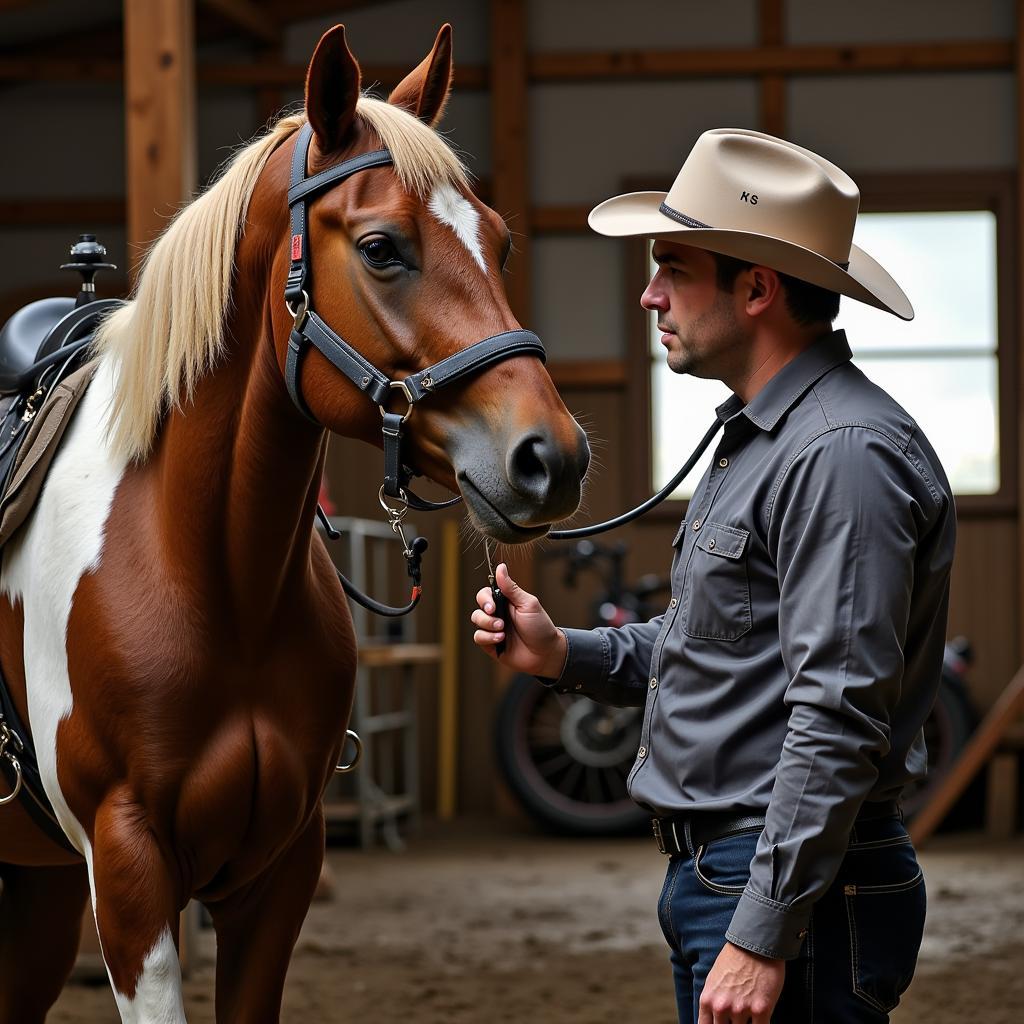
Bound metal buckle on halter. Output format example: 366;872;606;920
335;729;363;773
285;290;310;331
0;720;24;806
379;379;415;424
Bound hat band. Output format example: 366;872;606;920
658;201;850;271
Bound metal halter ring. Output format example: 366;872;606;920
285;290;310;329
379;379;415;424
335;729;363;773
0;725;24;806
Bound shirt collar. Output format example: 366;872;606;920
715;329;853;433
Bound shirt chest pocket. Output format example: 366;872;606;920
681;521;752;642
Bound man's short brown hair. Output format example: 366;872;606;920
712;253;841;327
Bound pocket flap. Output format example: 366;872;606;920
695;522;749;559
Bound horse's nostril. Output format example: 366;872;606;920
507;432;557;502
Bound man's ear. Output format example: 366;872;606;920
305;24;361;153
746;265;783;315
388;24;453;126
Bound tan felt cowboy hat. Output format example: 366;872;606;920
589;128;914;320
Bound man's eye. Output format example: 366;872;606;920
360;237;403;268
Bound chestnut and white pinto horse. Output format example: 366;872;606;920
0;24;588;1023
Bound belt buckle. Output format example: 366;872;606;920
652;817;667;855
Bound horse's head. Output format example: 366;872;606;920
265;25;589;543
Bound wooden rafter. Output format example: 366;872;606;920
199;0;278;45
0;40;1012;87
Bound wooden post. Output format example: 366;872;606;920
490;0;530;323
760;0;786;136
123;0;197;277
437;519;460;820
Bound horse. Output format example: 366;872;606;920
0;24;589;1023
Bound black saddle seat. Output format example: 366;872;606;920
0;298;122;394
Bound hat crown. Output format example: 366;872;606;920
666;129;860;265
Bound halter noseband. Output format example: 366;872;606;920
284;122;545;615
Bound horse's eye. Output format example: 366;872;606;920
359;237;403;268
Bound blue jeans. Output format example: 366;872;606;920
657;814;926;1023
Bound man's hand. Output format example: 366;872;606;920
470;563;567;678
698;942;785;1024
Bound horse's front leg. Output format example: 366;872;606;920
90;793;187;1023
207;811;325;1024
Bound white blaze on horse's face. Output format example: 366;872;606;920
428;183;487;273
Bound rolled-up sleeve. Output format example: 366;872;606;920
541;617;664;708
726;426;942;959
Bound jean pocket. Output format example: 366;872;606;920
844;864;926;1013
692;829;759;896
681;522;752;641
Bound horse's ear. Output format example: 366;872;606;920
305;25;361;153
388;24;453;126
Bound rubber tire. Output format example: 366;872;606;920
494;673;649;836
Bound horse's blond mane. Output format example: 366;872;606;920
94;97;471;463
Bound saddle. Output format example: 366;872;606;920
0;235;122;856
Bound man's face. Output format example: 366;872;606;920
640;242;748;379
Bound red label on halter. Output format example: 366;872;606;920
291;234;302;261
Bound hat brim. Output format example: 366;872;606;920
588;191;914;321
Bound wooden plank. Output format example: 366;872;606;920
530;40;1013;80
909;664;1024;847
0;198;124;227
985;753;1018;839
123;0;197;267
2;41;1013;87
759;0;786;137
358;643;443;668
491;0;530;322
549;360;627;390
199;0;278;44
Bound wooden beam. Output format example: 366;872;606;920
490;0;530;322
1;40;1013;87
261;0;380;23
759;0;786;137
1017;0;1024;663
199;0;279;45
123;0;197;268
0;198;124;227
909;664;1024;846
530;40;1013;80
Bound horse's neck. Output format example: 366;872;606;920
151;299;328;624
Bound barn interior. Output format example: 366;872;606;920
1;1;1022;1021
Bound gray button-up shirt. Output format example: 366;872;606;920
552;329;956;959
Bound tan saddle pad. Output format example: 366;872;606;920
0;359;99;551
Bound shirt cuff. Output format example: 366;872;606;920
725;888;811;961
534;627;608;693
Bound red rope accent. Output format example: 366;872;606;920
411;586;422;601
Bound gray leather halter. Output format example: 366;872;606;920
282;122;546;614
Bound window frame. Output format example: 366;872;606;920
625;170;1018;520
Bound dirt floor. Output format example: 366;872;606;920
49;823;1024;1023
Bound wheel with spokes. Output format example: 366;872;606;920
495;673;649;835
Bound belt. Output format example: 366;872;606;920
651;799;902;857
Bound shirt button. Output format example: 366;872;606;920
638;746;647;758
650;677;658;689
669;597;677;608
719;457;729;468
692;519;702;531
708;538;716;550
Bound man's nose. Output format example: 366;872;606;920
640;280;668;312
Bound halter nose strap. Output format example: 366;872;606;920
282;121;547;506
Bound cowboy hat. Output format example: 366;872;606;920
588;128;913;320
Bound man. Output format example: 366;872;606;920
471;128;956;1023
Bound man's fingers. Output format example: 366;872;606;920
473;628;505;647
475;586;495;613
471;609;505;632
